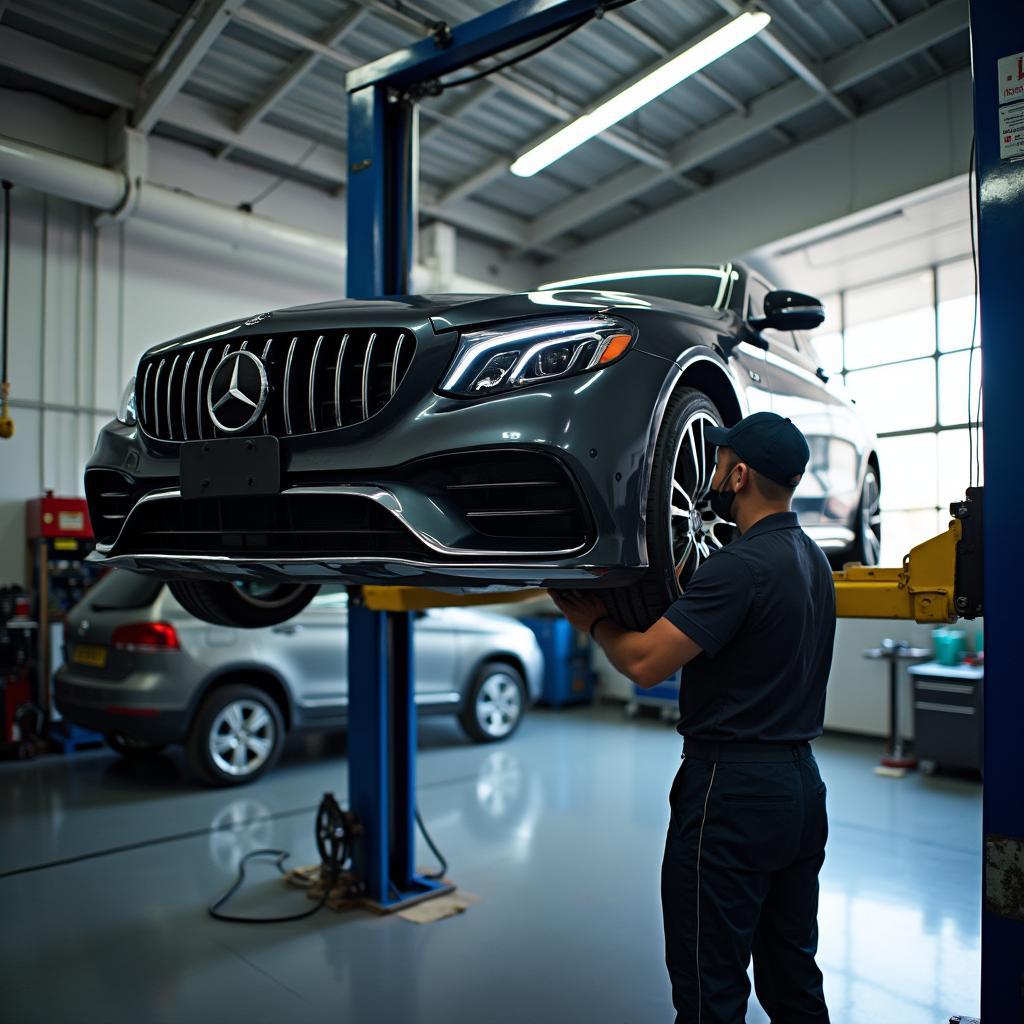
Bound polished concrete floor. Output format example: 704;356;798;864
0;706;981;1024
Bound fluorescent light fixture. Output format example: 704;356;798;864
510;12;771;178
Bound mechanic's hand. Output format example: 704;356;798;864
548;589;607;634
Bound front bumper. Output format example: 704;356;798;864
86;349;673;589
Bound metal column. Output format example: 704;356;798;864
968;4;1024;1019
341;0;606;911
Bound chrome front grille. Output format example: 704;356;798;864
135;328;415;442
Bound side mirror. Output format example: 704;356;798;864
750;290;825;332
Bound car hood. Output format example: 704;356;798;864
140;288;710;361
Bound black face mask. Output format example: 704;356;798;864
708;471;737;523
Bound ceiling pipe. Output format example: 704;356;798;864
0;135;346;270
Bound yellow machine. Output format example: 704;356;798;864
364;488;984;624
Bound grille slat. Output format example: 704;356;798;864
361;332;376;422
137;328;415;443
283;336;298;435
166;354;179;440
308;335;324;431
153;359;165;437
180;350;194;441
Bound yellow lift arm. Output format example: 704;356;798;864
362;489;984;624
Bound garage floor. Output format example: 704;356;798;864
0;705;980;1024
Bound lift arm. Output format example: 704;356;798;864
363;488;984;622
833;487;983;623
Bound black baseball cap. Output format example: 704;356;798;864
705;412;810;487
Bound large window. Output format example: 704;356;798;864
810;259;982;564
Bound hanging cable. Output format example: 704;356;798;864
416;808;448;880
966;137;979;487
237;136;324;212
0;180;13;439
434;0;636;91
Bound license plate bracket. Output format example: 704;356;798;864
180;436;280;500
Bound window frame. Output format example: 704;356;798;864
830;258;982;560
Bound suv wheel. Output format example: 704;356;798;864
186;684;285;786
459;663;526;744
600;387;733;631
168;580;319;628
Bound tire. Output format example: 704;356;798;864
168;580;319;628
601;387;733;631
186;683;285;786
833;465;882;568
105;733;167;757
458;662;527;744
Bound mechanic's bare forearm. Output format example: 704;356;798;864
592;621;657;688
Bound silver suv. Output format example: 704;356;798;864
55;572;544;786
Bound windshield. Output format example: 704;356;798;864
538;265;736;310
88;570;164;611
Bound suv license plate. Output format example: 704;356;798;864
72;644;107;668
180;436;280;500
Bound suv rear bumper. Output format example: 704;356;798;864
54;670;189;744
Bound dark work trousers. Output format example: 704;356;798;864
661;741;829;1024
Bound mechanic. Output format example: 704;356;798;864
550;411;835;1024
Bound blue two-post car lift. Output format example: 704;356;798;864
337;3;1024;1019
339;0;609;912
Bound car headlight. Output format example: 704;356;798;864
117;376;137;425
438;315;636;397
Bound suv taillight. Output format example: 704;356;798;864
111;622;180;652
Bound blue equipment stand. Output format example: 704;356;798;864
968;4;1024;1019
346;594;453;911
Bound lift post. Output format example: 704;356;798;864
342;0;608;909
968;4;1024;1019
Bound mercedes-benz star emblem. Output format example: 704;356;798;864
207;351;269;433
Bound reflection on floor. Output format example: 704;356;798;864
0;706;981;1023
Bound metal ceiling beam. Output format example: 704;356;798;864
421;82;495;142
823;0;966;90
714;0;856;121
230;7;357;70
139;0;204;91
522;0;969;249
231;5;679;176
231;7;366;139
0;25;549;254
133;0;233;134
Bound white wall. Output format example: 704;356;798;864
544;70;973;281
0;187;342;585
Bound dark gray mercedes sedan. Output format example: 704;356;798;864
84;262;878;631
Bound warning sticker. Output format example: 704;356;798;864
999;100;1024;161
998;52;1024;105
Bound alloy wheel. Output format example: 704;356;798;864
668;410;732;586
208;699;276;778
860;470;882;565
474;671;523;740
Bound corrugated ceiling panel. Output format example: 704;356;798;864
5;0;179;73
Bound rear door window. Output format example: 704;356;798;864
88;571;164;611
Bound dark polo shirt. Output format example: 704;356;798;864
663;511;836;743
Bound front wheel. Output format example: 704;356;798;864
833;465;882;568
168;580;319;628
459;663;527;744
599;387;733;631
